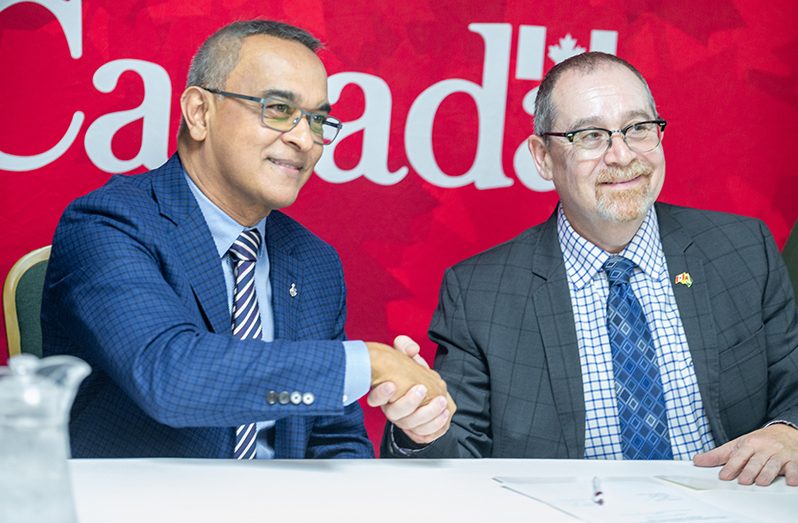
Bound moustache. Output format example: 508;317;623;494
596;160;653;185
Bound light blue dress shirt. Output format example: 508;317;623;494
184;171;371;458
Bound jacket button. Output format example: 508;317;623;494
302;392;315;405
290;391;302;405
266;391;278;405
278;391;290;404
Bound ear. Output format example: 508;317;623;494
180;86;211;142
527;134;554;181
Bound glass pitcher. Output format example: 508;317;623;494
0;354;91;523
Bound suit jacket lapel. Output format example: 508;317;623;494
657;204;726;443
266;212;301;340
531;212;586;458
153;155;230;334
266;213;303;458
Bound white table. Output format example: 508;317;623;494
70;458;796;522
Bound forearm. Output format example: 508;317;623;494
50;254;348;427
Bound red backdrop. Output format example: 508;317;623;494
2;0;798;451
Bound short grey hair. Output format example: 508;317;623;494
179;20;321;135
533;52;658;137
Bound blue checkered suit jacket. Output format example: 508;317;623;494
42;155;373;458
382;204;798;458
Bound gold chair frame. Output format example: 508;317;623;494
3;246;51;357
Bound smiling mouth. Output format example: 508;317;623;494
267;157;305;174
600;175;643;186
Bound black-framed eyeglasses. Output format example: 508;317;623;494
543;119;667;159
201;87;343;145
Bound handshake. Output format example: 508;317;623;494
365;336;456;445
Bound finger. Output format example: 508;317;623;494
411;353;430;369
735;450;768;485
393;335;421;357
381;385;427;421
404;407;450;437
782;461;798;487
718;442;757;482
391;396;447;432
408;367;445;402
445;392;456;414
403;408;451;443
366;381;396;407
693;440;736;467
403;410;451;443
753;455;784;486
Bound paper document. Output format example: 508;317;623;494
493;476;756;523
657;475;795;492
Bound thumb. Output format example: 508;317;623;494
394;335;430;369
693;439;736;467
394;335;421;357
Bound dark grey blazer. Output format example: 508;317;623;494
382;203;798;458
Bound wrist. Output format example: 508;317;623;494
366;342;389;386
764;420;798;431
391;424;430;454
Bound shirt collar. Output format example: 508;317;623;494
557;204;665;290
622;206;664;280
183;170;267;259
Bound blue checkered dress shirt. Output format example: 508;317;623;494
557;206;715;460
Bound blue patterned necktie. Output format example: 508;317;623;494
603;256;673;460
229;229;263;460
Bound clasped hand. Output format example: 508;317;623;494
366;336;455;445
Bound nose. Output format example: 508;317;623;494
281;114;316;151
602;131;635;166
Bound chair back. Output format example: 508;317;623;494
784;221;798;302
3;246;51;357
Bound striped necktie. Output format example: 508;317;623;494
229;229;262;460
604;256;673;460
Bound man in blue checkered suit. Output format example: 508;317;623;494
42;20;454;459
380;52;798;486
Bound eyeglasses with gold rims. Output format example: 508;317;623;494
201;87;343;145
543;119;667;160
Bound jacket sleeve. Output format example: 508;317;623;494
45;192;348;429
381;267;492;458
760;221;798;426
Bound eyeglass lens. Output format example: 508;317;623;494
573;122;663;159
259;101;339;145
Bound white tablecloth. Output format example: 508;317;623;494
70;458;796;522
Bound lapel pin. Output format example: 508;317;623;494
289;283;298;297
674;272;693;287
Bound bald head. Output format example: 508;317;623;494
533;52;658;137
178;20;322;137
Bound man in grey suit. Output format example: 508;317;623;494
377;52;798;486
